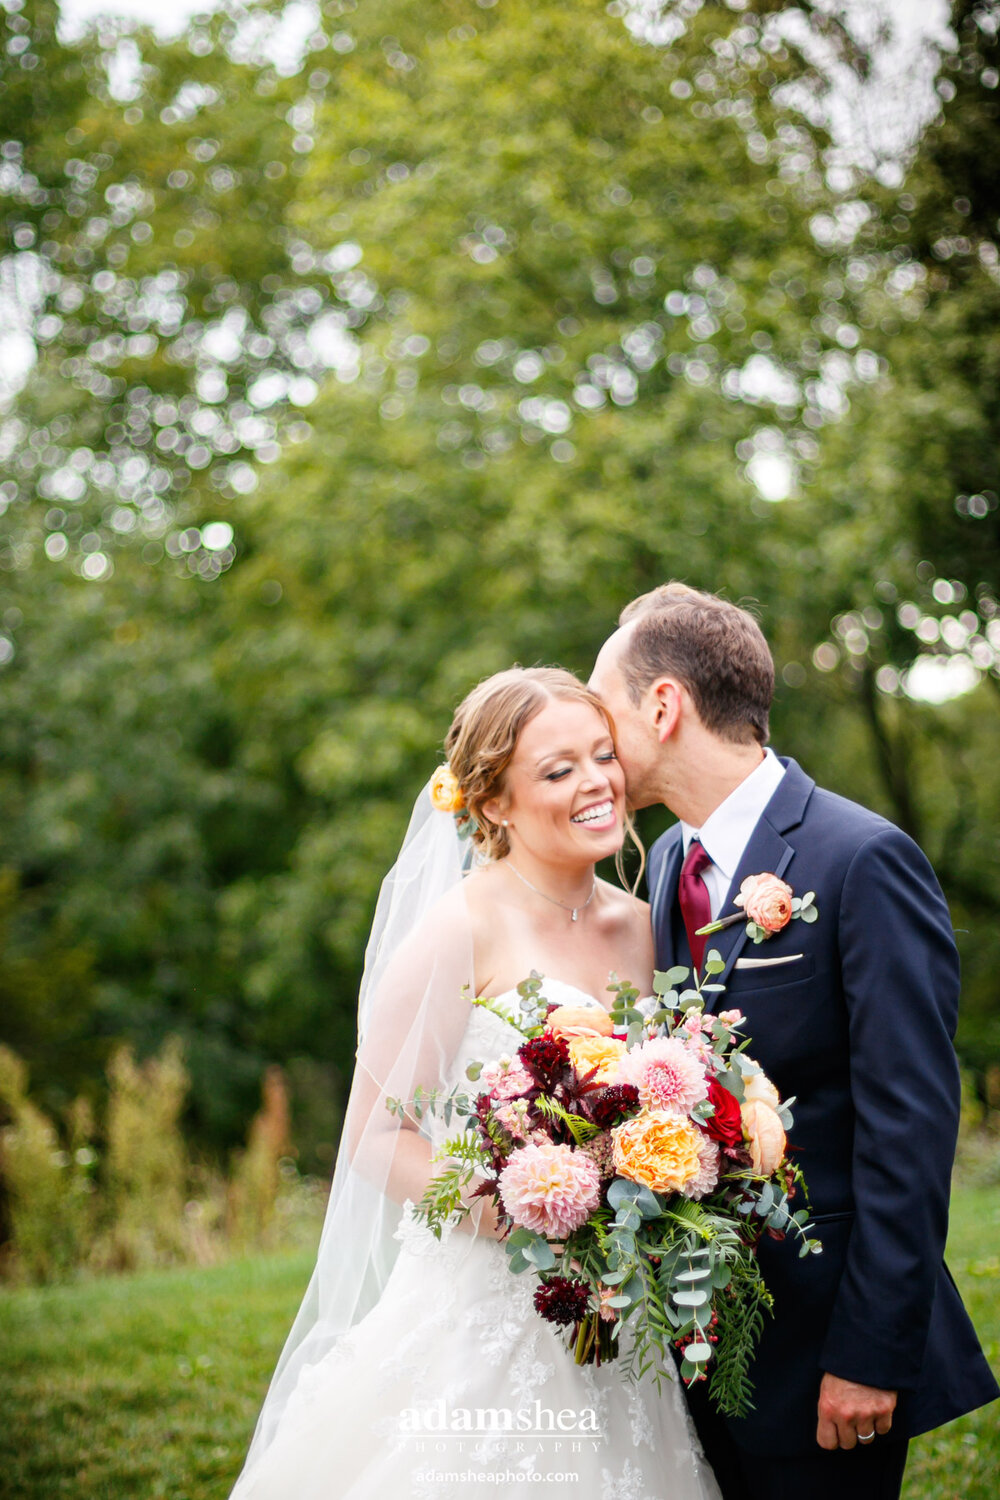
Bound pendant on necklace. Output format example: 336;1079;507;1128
571;908;578;922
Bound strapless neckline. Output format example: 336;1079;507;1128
479;977;618;1014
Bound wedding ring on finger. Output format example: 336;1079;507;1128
857;1431;876;1444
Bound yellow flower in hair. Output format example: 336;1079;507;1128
430;764;466;814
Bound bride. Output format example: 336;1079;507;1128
230;667;720;1500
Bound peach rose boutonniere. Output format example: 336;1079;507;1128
697;873;818;946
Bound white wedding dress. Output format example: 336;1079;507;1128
232;980;721;1500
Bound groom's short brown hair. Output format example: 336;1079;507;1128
617;584;773;746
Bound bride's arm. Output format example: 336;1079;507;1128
342;886;502;1236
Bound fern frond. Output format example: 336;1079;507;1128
707;1254;773;1419
532;1093;600;1145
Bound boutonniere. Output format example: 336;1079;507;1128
697;873;818;945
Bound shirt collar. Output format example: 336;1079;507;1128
680;748;786;884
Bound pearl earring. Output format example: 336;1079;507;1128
501;820;509;827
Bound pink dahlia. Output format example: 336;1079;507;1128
498;1143;601;1238
619;1037;709;1115
686;1131;722;1201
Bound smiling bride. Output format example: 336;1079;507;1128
228;667;720;1500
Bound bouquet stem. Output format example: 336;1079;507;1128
572;1312;618;1367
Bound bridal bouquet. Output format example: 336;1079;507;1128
390;954;820;1419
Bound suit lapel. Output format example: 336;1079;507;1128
650;829;683;971
705;823;795;1001
699;758;815;1009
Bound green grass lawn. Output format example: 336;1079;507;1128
1;1187;997;1500
0;1250;316;1500
903;1184;1000;1499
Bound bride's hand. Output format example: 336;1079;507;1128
463;1192;506;1240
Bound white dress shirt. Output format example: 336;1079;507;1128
679;748;786;920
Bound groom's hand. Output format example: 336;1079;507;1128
816;1373;897;1450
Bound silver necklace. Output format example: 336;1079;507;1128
506;862;597;922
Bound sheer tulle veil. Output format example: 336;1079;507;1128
232;781;485;1487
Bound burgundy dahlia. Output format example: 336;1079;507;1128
590;1084;640;1129
533;1275;591;1326
518;1031;571;1089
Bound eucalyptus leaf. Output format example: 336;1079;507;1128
524;1240;557;1270
656;966;691;990
672;1288;709;1307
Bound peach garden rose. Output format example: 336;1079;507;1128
741;1099;787;1176
547;1005;615;1040
611;1109;704;1194
742;1069;781;1110
735;872;794;934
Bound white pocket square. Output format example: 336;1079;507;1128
734;954;805;970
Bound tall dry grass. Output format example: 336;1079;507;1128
0;1040;323;1284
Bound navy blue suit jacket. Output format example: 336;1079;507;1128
647;758;998;1455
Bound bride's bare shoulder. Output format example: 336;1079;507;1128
398;866;504;954
597;877;650;925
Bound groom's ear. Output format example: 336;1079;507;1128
650;678;683;743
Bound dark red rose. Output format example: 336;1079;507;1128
534;1275;591;1326
704;1077;743;1147
518;1031;571;1090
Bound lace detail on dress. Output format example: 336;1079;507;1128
467;1243;554;1395
394;1201;462;1258
626;1378;656;1450
601;1458;661;1500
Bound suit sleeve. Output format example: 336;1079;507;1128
819;825;961;1390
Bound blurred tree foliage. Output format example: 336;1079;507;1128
783;0;1000;1078
1;0;998;1157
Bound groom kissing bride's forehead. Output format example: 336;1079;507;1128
591;583;998;1500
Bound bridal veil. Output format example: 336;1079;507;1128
234;782;486;1482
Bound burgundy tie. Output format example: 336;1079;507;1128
678;839;713;975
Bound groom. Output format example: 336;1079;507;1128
591;583;998;1500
